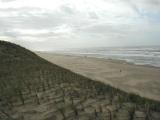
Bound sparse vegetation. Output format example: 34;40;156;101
0;40;160;120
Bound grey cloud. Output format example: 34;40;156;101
144;0;160;6
0;0;160;50
0;7;72;43
80;23;130;36
0;19;10;31
0;7;41;13
0;7;68;30
88;12;99;19
0;30;51;38
1;0;16;2
0;6;95;37
0;6;91;31
60;5;75;15
126;0;160;13
103;0;160;13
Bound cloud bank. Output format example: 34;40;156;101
0;0;160;50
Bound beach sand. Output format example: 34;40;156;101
37;52;160;101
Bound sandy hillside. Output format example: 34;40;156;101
37;52;160;101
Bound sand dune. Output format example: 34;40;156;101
37;52;160;101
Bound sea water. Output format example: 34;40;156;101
60;46;160;67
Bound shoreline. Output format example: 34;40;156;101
55;52;160;69
36;52;160;101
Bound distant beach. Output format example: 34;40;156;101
37;52;160;101
56;46;160;67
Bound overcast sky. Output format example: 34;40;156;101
0;0;160;51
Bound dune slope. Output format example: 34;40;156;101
0;41;160;120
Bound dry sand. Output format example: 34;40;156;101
36;52;160;101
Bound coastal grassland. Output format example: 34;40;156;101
0;41;160;120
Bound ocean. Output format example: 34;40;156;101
60;46;160;67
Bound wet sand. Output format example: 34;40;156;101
36;52;160;101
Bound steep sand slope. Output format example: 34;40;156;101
37;53;160;101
